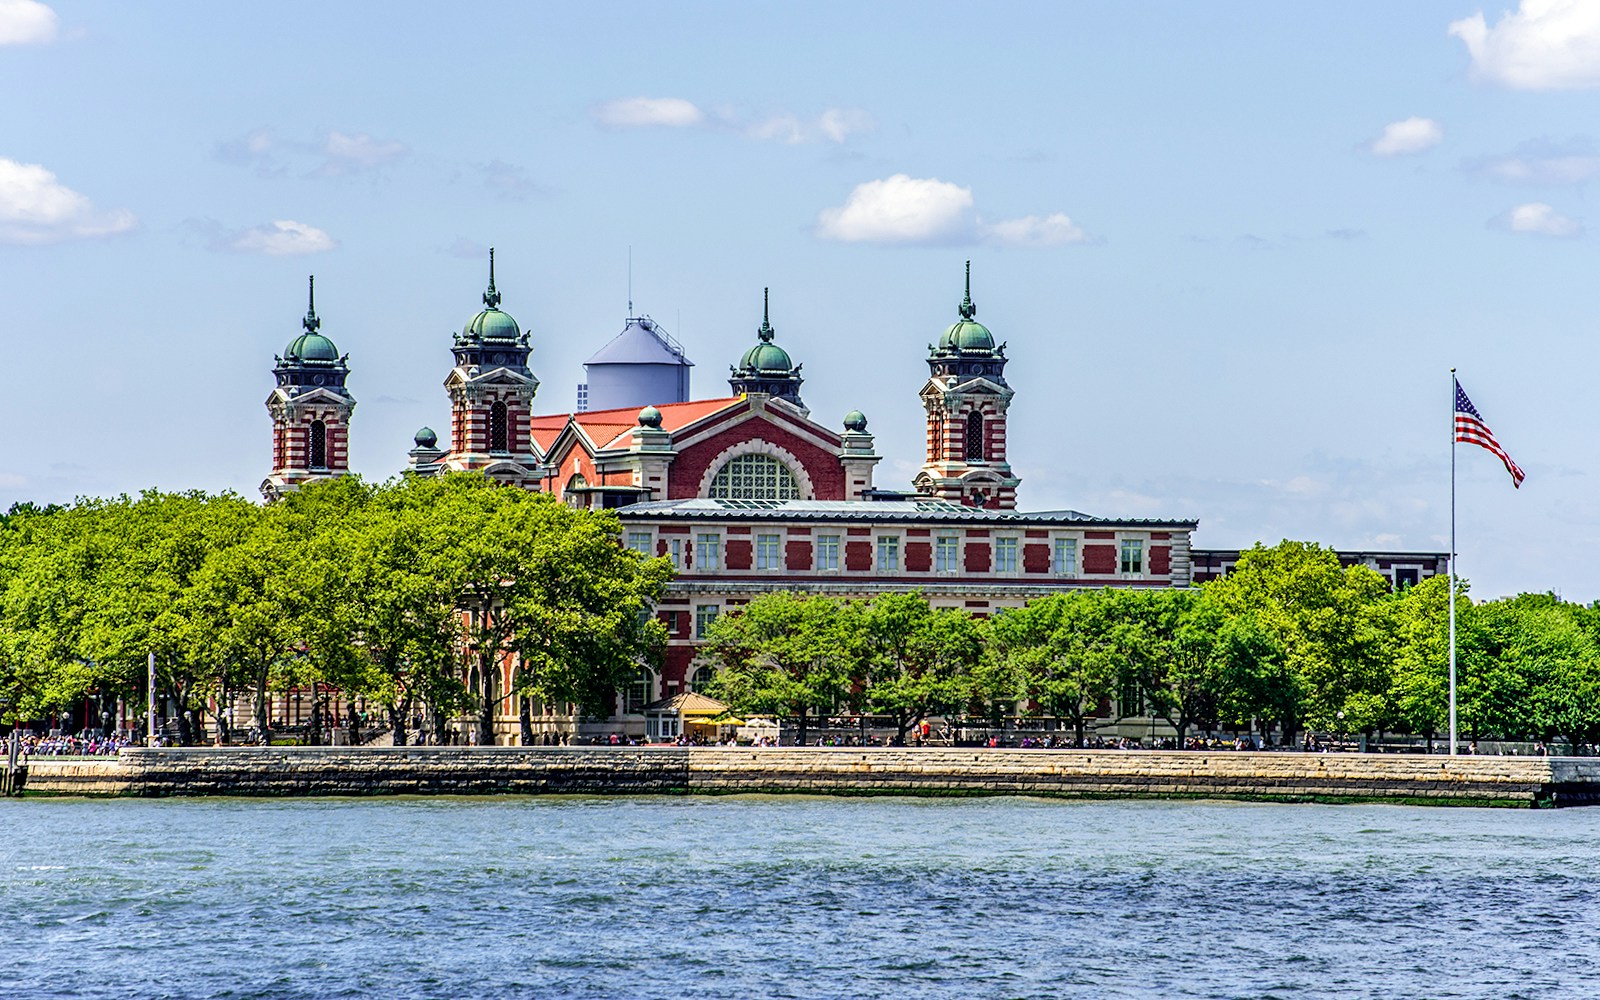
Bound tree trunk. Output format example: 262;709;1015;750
795;709;809;747
388;705;408;747
254;667;270;745
519;697;534;746
478;656;497;747
308;692;322;747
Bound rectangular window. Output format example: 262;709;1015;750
696;533;720;571
935;535;960;573
994;537;1018;574
1120;539;1144;575
1054;538;1077;575
625;672;651;714
877;535;900;572
756;533;781;570
1119;676;1142;717
816;535;840;571
695;605;720;639
625;531;652;555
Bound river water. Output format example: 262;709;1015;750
4;795;1597;999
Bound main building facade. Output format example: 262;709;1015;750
263;254;1440;742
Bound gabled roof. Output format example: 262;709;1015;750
584;318;694;367
529;396;744;454
641;691;732;717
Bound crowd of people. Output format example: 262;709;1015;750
12;732;135;757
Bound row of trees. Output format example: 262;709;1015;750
6;476;1597;751
0;475;669;744
703;543;1600;750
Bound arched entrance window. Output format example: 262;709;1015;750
489;400;509;452
965;411;985;461
691;666;715;694
708;453;801;500
309;420;327;469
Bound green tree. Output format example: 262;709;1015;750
849;593;982;744
1203;541;1390;743
704;592;849;746
988;591;1125;747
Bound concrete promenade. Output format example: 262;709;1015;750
17;746;1600;806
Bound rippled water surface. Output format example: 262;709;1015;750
4;795;1599;999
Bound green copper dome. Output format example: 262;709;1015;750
463;306;521;342
285;330;340;362
283;276;341;365
843;410;868;432
461;248;523;343
938;318;995;353
739;340;794;373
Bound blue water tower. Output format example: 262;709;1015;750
580;316;693;412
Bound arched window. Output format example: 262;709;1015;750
965;411;985;461
708;453;800;500
691;666;715;694
489;400;509;453
309;420;327;469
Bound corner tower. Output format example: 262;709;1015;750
913;262;1019;509
728;287;806;415
441;249;544;487
263;276;356;500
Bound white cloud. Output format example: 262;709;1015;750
592;97;705;128
1449;0;1600;90
816;108;873;143
0;158;135;244
1368;116;1444;156
816;175;975;244
1493;201;1583;236
215;128;407;177
223;220;336;256
981;213;1091;247
593;97;873;144
0;0;56;45
318;131;409;175
1466;139;1600;184
817;176;1091;248
746;107;874;144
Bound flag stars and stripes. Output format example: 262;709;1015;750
1454;379;1525;488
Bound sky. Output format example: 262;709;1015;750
2;0;1598;602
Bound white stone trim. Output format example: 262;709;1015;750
696;439;816;500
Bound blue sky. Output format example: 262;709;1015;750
3;1;1598;601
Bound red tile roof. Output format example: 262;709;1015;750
530;396;744;453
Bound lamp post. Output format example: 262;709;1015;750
147;652;157;747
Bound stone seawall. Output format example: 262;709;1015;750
22;747;1600;805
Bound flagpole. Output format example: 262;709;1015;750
1448;369;1458;756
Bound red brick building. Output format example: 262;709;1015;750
268;257;1443;741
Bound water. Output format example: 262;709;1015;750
3;796;1598;999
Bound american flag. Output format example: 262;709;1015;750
1455;379;1525;488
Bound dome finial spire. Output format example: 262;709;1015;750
758;286;775;342
958;260;975;320
483;247;501;309
303;274;320;333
